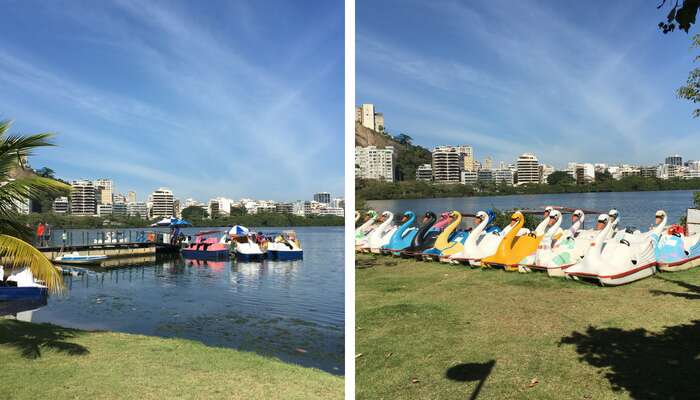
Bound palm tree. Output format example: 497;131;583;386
0;119;69;293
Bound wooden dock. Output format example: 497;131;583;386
38;242;181;262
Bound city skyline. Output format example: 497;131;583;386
0;0;344;201
357;0;700;170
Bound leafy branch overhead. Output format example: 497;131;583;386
678;34;700;117
658;0;700;33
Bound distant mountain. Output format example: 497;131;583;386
355;122;431;181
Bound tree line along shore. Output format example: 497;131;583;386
356;176;700;201
18;212;344;230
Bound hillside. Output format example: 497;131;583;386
355;122;431;180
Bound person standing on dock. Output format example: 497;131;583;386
44;223;51;246
36;222;45;246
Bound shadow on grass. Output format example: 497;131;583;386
0;320;89;359
445;360;495;400
560;321;700;399
650;276;700;300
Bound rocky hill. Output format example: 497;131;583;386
355;122;432;181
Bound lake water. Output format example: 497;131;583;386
30;226;344;375
366;190;698;230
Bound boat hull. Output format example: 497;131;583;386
234;251;266;262
53;256;107;265
268;250;303;261
181;249;230;260
0;286;48;302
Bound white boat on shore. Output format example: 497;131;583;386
53;252;108;265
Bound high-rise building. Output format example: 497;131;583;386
355;146;394;182
478;169;494;184
313;192;331;204
127;191;136;204
665;155;683;166
149;188;174;218
540;164;555;184
70;180;96;216
432;145;472;183
52;196;69;214
483;156;493;171
574;164;595;184
97;204;113;216
208;199;220;218
361;104;375;131
112;203;127;217
494;168;515;186
516;153;540;185
127;202;148;218
275;203;294;214
113;193;127;204
93;179;113;205
416;164;433;182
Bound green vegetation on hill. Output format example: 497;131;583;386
18;212;343;229
0;320;342;400
355;122;432;181
357;176;700;201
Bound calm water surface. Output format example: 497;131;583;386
32;226;344;374
367;190;697;230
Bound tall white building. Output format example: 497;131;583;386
432;145;472;184
355;146;394;182
52;196;69;214
494;168;515;186
356;104;385;132
516;153;540;185
416;163;433;182
93;179;113;205
149;188;174;218
127;202;148;218
70;180;97;216
313;192;331;204
127;191;136;204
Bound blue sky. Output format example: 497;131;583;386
0;0;343;202
357;0;700;169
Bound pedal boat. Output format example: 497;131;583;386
267;230;303;261
381;211;418;255
365;211;395;253
655;213;700;271
402;212;452;258
448;210;506;266
565;213;661;286
421;211;465;261
181;230;231;260
53;251;108;265
481;211;538;271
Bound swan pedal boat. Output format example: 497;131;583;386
481;211;538;271
380;211;419;256
655;222;700;272
267;230;303;261
363;211;396;253
565;212;663;286
402;212;452;258
448;211;509;267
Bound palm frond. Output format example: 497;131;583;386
0;234;63;294
0;215;33;241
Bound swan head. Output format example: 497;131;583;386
544;206;554;217
423;211;435;223
596;214;609;230
400;211;413;222
608;209;619;220
365;210;377;221
509;211;524;226
655;210;666;225
547;209;561;226
572;209;584;222
475;211;489;224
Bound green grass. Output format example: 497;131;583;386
0;320;343;400
356;254;700;399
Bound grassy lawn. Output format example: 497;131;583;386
0;320;343;400
356;254;700;400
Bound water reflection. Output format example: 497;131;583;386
26;226;344;374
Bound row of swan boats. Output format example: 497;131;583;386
355;207;700;286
